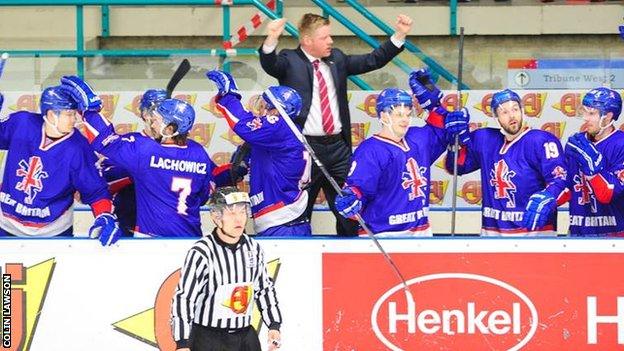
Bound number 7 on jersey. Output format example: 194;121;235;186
171;177;192;215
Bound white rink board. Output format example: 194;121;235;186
2;239;624;350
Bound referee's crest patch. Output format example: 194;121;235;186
245;250;257;268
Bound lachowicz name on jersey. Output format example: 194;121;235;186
0;192;51;218
149;156;208;175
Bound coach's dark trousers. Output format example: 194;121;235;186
304;135;359;236
190;324;261;351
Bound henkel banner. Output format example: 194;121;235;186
323;252;624;351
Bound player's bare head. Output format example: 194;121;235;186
491;89;523;138
580;87;621;137
151;98;195;143
299;13;332;58
209;187;251;241
376;88;413;139
40;86;80;137
260;86;302;119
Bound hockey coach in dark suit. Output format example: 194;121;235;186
259;13;413;236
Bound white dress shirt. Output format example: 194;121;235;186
262;35;405;136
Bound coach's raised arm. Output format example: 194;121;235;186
258;13;412;236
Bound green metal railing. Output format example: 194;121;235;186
342;0;467;89
0;0;273;78
0;0;459;89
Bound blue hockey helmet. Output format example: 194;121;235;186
582;87;622;121
156;98;195;134
376;88;413;117
140;89;167;112
40;85;78;116
262;86;302;119
491;89;522;116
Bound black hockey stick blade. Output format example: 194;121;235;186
166;59;191;98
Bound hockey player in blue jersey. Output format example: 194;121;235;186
62;76;231;237
564;87;624;236
207;70;312;236
445;89;567;236
0;84;120;245
100;89;167;235
333;79;450;236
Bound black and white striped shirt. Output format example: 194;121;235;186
171;229;281;348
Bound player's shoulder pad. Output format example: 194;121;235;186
472;127;499;140
526;128;560;143
352;136;391;160
1;111;39;125
186;138;209;152
125;131;149;139
610;129;624;142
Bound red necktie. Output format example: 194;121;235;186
312;59;335;135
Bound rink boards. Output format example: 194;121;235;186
1;238;624;350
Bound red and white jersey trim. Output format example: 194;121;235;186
0;206;73;237
360;223;433;238
253;191;308;233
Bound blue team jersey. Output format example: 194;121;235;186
99;131;149;234
217;94;310;233
346;125;447;236
567;130;624;236
449;128;567;236
0;111;110;236
84;112;217;237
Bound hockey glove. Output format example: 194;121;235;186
59;75;103;112
564;132;604;176
522;190;556;231
230;142;251;184
335;187;363;219
89;213;121;246
206;70;242;99
409;68;443;111
445;108;470;145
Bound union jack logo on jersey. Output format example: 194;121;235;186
15;156;49;205
489;159;517;208
246;117;263;131
573;173;597;213
401;158;427;201
551;166;567;181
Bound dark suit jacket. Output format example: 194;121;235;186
259;39;404;148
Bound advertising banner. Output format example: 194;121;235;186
1;239;624;350
323;252;624;350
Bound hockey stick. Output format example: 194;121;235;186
0;53;8;79
450;27;464;236
166;58;191;98
264;89;414;300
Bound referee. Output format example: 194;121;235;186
171;186;282;351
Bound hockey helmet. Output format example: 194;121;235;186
262;86;302;119
376;88;413;117
40;85;78;116
140;89;167;112
209;186;251;215
582;87;622;121
155;98;195;134
490;89;522;117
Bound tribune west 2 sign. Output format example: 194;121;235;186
507;59;624;89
